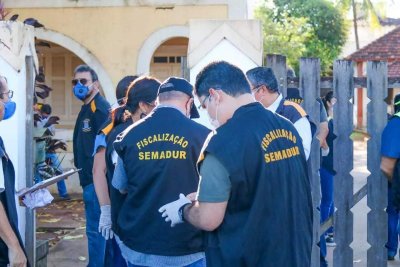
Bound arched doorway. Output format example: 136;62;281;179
35;28;115;102
150;37;189;81
36;41;107;127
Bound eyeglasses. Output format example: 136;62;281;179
251;85;262;93
71;78;90;86
198;95;210;109
0;90;14;99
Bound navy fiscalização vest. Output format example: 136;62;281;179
0;137;29;267
105;120;132;237
73;93;110;187
114;107;210;256
276;97;316;137
199;102;313;267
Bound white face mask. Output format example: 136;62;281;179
206;95;220;128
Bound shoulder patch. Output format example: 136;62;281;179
283;100;307;117
101;121;114;136
90;100;97;113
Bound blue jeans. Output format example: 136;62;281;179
104;237;127;267
83;183;107;267
127;258;206;267
320;167;334;235
46;152;69;197
387;183;400;257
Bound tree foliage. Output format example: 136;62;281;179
256;0;348;74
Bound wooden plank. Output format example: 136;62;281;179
320;216;334;235
287;76;400;89
299;57;321;267
332;60;355;267
265;54;287;98
180;56;190;81
366;61;388;267
25;56;36;266
351;184;368;208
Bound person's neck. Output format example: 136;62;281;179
261;92;279;108
84;88;99;105
131;110;142;123
159;101;186;115
225;94;255;121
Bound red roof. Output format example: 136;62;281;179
347;26;400;62
388;61;400;77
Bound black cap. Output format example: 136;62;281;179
286;88;303;105
158;77;200;119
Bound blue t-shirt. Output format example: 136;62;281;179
381;117;400;159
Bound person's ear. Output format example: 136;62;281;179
186;98;194;116
0;102;4;121
209;88;221;103
138;101;147;114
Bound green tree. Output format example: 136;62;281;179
254;6;312;71
256;0;348;74
336;0;382;50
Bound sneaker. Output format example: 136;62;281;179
60;194;71;201
388;255;395;261
325;236;336;247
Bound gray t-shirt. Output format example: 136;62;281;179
197;154;231;202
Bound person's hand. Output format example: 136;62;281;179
99;205;114;240
186;192;197;202
8;243;27;267
159;194;191;227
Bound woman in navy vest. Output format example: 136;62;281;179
0;75;28;267
93;76;160;266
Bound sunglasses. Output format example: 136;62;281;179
71;78;90;86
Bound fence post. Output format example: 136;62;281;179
25;56;36;266
299;57;321;267
366;61;388;267
265;54;287;98
332;60;354;267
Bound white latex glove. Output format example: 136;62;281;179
99;205;114;240
321;146;330;157
158;194;192;227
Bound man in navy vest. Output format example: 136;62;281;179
0;75;27;267
381;94;400;260
72;65;111;266
112;77;210;267
246;66;312;160
159;61;313;266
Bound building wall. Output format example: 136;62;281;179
12;5;228;89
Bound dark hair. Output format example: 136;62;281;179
394;93;400;114
116;75;138;100
322;90;334;112
40;104;52;115
74;65;98;82
195;61;251;97
246;67;279;93
287;67;296;78
125;76;160;113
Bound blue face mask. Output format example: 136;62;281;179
1;100;16;120
73;82;92;100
